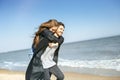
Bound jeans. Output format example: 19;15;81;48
44;65;64;80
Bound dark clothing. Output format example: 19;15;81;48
32;29;64;53
44;65;64;80
25;29;64;80
40;29;63;44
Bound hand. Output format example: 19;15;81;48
49;43;58;48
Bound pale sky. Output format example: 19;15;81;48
0;0;120;52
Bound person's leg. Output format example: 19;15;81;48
44;69;50;80
49;65;64;80
29;65;44;80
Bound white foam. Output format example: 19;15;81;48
1;59;120;71
58;58;120;71
0;61;27;70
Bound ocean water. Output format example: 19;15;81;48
0;35;120;76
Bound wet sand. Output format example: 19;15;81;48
0;69;120;80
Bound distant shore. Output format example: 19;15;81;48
0;69;120;80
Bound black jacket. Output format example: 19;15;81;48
25;29;64;80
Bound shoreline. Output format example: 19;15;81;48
59;66;120;77
0;69;120;80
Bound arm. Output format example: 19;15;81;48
40;29;63;44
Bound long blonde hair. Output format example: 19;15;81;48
33;19;59;48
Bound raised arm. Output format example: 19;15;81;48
40;29;64;44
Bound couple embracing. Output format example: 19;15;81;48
26;19;65;80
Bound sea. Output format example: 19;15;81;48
0;35;120;76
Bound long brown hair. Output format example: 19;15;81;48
33;19;59;48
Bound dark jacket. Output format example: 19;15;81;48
25;29;64;80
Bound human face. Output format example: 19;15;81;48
56;25;64;36
49;26;58;33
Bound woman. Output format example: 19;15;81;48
25;19;65;80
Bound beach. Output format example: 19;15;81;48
0;69;120;80
0;35;120;80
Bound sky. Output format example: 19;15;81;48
0;0;120;52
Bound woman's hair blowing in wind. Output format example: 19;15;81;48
33;19;59;48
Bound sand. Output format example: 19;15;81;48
0;69;120;80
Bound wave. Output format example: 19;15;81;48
58;58;120;71
0;58;120;71
0;61;27;70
